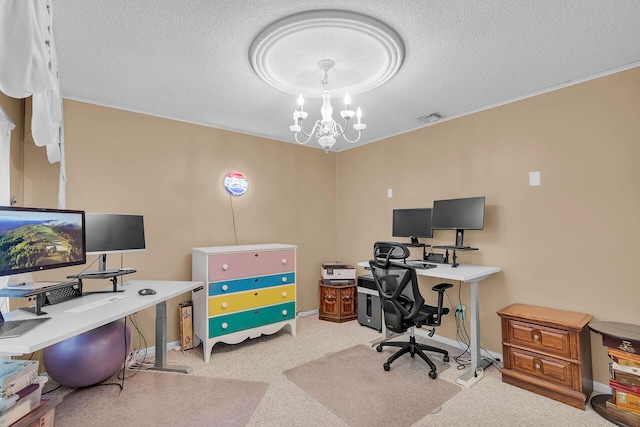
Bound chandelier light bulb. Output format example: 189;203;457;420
344;93;351;107
297;94;304;108
356;107;362;123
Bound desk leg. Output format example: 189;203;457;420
456;280;493;387
148;301;192;374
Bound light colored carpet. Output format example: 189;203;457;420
284;344;460;427
45;315;612;426
53;370;268;427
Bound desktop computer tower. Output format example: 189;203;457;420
357;275;382;331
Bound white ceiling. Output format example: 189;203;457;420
52;1;640;152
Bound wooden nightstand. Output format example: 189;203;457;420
318;281;357;323
497;303;593;409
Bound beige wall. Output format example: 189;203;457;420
2;67;638;385
9;100;338;351
337;67;640;385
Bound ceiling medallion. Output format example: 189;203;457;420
249;10;405;97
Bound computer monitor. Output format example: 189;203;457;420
431;196;485;248
392;208;433;245
85;213;145;271
0;206;86;277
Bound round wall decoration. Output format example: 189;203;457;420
223;171;248;197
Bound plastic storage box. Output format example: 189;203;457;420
0;376;47;427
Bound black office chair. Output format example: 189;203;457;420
369;241;453;379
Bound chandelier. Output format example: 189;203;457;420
289;59;366;152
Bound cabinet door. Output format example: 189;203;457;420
320;286;340;317
339;286;356;316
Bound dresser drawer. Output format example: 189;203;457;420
208;301;295;338
507;319;571;358
208;249;295;281
208;273;294;295
208;284;295;316
507;346;575;388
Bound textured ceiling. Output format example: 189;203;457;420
52;1;640;152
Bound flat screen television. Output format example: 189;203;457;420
85;213;145;271
431;196;485;248
0;206;86;277
392;208;433;245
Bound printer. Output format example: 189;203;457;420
321;262;356;285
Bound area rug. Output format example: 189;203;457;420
54;370;269;427
283;344;461;427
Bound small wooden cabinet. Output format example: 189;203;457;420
497;303;593;410
318;281;357;323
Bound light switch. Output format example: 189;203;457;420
387;189;393;198
529;171;541;186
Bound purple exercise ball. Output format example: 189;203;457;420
43;319;132;388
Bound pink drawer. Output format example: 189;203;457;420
208;249;295;281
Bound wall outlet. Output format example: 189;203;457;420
455;304;466;320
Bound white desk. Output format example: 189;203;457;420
0;280;202;373
358;261;501;387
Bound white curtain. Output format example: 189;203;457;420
0;106;15;206
0;0;66;208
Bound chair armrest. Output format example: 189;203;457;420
432;283;453;293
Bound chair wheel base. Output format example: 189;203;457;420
383;363;390;371
429;370;437;379
376;344;383;352
444;355;449;363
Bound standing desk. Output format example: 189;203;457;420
0;280;202;373
358;261;501;387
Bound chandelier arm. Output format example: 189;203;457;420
294;121;321;144
340;129;363;144
336;119;362;144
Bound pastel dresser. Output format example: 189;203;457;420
192;244;297;362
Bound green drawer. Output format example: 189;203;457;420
208;301;295;338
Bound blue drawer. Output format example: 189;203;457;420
208;272;294;296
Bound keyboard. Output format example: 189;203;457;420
0;317;51;339
63;295;129;314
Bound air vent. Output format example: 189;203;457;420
417;112;444;123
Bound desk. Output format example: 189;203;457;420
358;261;501;387
0;280;201;374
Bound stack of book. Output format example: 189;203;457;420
0;360;46;427
607;348;640;417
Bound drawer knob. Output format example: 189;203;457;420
533;334;540;340
222;263;229;271
282;258;287;265
221;302;228;309
221;284;229;291
282;310;288;316
535;364;541;370
282;291;287;297
282;277;287;283
221;322;228;329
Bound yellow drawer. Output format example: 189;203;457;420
208;284;295;316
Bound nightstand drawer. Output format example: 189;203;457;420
507;319;571;358
508;347;574;388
